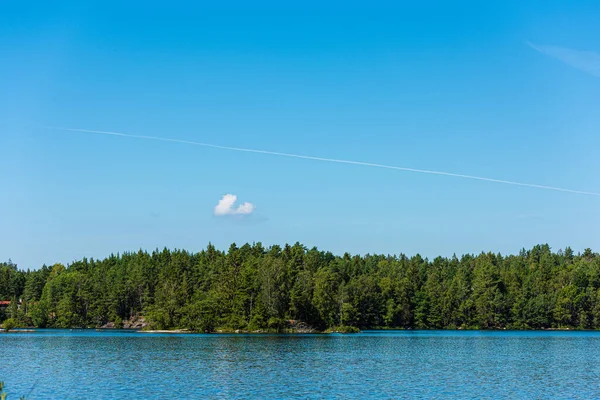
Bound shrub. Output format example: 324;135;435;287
327;325;360;333
2;318;16;332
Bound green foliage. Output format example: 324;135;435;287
1;244;600;331
267;317;287;332
326;325;361;333
2;318;16;332
179;294;219;332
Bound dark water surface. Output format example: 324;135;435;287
2;330;600;399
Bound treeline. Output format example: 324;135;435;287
1;243;600;331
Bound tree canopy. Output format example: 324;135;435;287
1;244;599;331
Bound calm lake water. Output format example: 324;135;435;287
1;330;600;399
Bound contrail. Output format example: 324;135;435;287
49;127;600;197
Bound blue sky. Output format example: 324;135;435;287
1;1;599;268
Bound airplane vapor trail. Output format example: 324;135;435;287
49;127;600;197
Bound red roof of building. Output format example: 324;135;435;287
0;301;11;305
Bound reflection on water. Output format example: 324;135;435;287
2;330;600;399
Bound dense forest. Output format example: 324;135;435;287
1;243;599;331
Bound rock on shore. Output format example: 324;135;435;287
288;320;317;333
100;316;149;329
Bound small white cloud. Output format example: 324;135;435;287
527;41;600;77
214;194;256;216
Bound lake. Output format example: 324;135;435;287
1;330;599;399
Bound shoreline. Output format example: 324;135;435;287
1;323;590;334
1;327;592;334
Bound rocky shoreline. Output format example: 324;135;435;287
99;316;150;330
97;318;323;334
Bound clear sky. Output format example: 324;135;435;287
1;1;599;269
